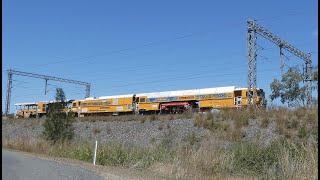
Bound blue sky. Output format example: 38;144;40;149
2;0;318;113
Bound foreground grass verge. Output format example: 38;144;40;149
2;136;317;179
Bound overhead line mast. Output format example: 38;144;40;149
4;68;91;116
246;19;312;107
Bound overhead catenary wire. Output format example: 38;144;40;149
5;40;315;81
87;53;294;95
88;54;291;86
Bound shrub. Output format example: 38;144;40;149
298;125;307;139
183;132;201;146
42;88;75;145
232;141;279;175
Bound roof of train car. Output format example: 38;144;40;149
98;94;134;100
235;87;261;91
98;86;239;99
14;99;75;106
14;102;38;106
136;86;239;98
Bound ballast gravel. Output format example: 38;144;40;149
2;119;208;147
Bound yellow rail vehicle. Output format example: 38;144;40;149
135;86;265;114
14;100;74;118
72;95;134;116
71;86;266;116
15;86;266;118
14;102;38;118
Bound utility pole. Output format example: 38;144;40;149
5;68;13;116
246;19;312;107
4;68;91;116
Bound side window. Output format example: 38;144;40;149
140;98;145;103
113;98;118;105
72;103;76;107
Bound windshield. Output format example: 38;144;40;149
257;89;265;97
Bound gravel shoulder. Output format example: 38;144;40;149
2;148;171;180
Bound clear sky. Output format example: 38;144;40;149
2;0;318;113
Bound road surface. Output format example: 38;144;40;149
2;150;103;180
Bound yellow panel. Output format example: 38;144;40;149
199;99;235;109
178;96;196;100
139;103;159;111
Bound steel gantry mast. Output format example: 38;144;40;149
4;68;91;116
246;19;312;107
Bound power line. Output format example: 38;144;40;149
89;54;285;85
97;68;276;92
8;39;315;81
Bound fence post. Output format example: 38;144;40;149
93;140;97;165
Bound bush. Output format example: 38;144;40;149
42;105;75;144
42;88;75;145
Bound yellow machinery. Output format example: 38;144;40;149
70;86;266;116
15;86;266;118
14;102;38;118
14;100;75;118
135;86;266;114
73;95;134;116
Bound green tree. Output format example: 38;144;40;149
42;88;75;144
311;65;318;106
312;65;318;92
270;66;307;107
55;88;66;103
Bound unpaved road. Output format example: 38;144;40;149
2;150;103;180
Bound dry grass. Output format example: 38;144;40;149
2;133;318;179
2;136;50;154
193;107;318;142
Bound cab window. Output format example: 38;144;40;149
140;98;145;103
